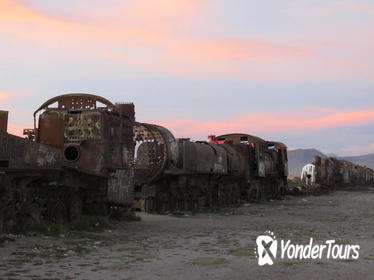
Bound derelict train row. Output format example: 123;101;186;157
301;156;374;193
0;93;288;231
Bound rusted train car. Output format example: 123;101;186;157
300;156;374;192
0;93;289;231
133;131;288;212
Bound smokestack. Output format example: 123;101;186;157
115;103;135;121
0;111;8;133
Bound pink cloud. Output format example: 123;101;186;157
0;0;199;45
128;0;204;25
0;92;12;99
5;107;374;150
152;108;374;139
1;0;368;82
173;38;324;62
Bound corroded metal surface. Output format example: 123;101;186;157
64;111;102;143
34;93;117;114
0;131;61;169
115;103;135;121
107;169;134;205
134;132;289;212
0;93;139;233
133;123;171;184
1;92;293;230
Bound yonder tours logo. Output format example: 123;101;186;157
255;231;360;266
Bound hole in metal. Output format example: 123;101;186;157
64;146;80;161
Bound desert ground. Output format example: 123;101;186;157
1;188;374;280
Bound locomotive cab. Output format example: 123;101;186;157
210;133;268;177
266;141;288;178
29;93;137;206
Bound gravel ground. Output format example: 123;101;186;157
1;188;374;280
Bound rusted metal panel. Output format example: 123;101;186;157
107;169;134;206
181;140;197;171
214;133;266;145
0;111;8;133
264;152;276;174
63;142;105;173
65;111;102;143
115;103;135;121
0;131;61;169
225;144;248;178
133;123;171;184
24;142;61;168
0;131;25;168
33;93;117;114
61;111;135;176
38;111;65;148
180;141;228;174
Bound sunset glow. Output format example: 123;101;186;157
0;0;373;155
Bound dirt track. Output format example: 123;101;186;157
1;188;374;280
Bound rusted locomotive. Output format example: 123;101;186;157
0;93;289;231
300;156;374;192
0;94;136;231
133;131;288;212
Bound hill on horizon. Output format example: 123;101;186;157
341;153;374;170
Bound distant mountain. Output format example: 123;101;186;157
287;149;326;176
341;154;374;169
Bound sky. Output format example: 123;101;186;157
0;0;373;156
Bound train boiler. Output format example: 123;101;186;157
131;125;244;212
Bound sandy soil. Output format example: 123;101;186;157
1;188;374;280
